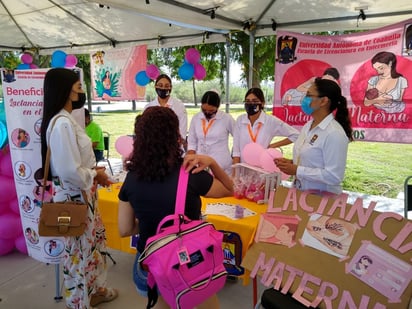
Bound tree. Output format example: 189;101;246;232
148;31;277;94
148;43;227;106
0;51;20;70
229;32;277;88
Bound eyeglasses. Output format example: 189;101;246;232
244;100;261;104
156;83;171;89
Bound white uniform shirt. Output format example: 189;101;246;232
47;109;96;192
144;97;188;139
293;113;349;195
232;111;299;161
187;110;235;175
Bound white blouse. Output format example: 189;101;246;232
232;111;299;161
293;113;349;194
187;110;235;175
47;109;96;191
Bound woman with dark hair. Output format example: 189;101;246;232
187;90;235;175
144;74;188;145
232;87;299;164
40;68;117;309
364;51;407;113
118;106;233;309
276;78;353;195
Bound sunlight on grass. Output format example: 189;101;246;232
93;107;412;198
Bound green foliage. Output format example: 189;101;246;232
76;54;91;86
148;33;277;90
0;51;20;69
149;43;227;84
229;32;277;88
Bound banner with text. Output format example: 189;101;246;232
273;19;412;143
90;45;147;101
1;69;82;264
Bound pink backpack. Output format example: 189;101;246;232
138;167;227;309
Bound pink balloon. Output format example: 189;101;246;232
29;63;39;69
8;196;20;215
20;53;33;64
65;54;78;67
265;149;290;180
185;48;200;64
115;135;134;157
0;238;15;256
15;235;28;255
259;150;280;172
193;63;206;80
266;148;283;159
242;143;265;167
0;175;17;202
0;213;21;239
0;151;13;177
146;64;160;80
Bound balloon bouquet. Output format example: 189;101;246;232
15;50;78;71
233;143;290;203
134;47;206;87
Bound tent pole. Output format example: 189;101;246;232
54;264;63;302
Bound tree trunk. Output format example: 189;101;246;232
192;79;197;107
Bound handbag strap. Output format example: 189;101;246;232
41;115;88;204
174;166;189;215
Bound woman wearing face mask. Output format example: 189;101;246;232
232;87;299;164
187;90;235;175
275;78;353;195
144;74;188;145
41;68;118;309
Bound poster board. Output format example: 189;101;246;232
1;68;84;264
90;45;147;101
273;18;412;143
242;186;412;308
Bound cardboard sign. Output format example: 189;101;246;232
242;186;412;309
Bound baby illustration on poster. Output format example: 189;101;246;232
348;242;412;301
255;213;298;247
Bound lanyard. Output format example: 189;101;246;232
202;118;215;137
247;122;262;143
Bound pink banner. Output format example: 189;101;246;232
273;19;412;143
90;45;147;101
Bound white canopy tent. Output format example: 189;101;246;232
1;0;412;54
99;0;412;35
0;0;229;53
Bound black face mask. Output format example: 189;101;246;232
203;111;217;120
244;103;261;116
156;88;171;99
72;93;86;110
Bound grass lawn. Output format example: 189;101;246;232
93;106;412;198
